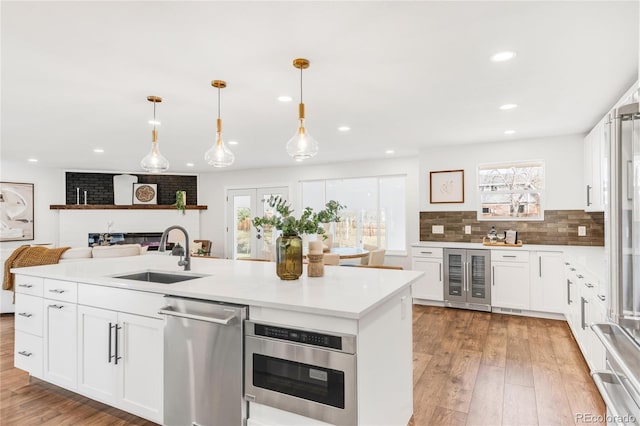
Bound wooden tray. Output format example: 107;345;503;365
482;237;523;247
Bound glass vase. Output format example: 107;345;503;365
275;234;303;280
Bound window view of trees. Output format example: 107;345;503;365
478;161;545;220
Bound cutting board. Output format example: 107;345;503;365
113;174;138;205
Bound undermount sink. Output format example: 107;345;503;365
112;270;208;284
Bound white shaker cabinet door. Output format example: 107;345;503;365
411;258;443;301
43;299;77;390
117;312;164;424
77;305;118;404
491;261;530;310
530;252;565;314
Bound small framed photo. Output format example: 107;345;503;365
0;182;34;241
430;170;464;204
133;183;158;205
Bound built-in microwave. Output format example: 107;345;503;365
244;321;357;426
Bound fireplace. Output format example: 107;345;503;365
88;232;171;251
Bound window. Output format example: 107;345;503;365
477;161;545;220
301;175;406;252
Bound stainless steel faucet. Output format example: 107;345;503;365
159;225;191;271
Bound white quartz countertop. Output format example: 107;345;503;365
412;241;606;283
11;255;422;320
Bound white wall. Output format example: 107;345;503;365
418;134;585;212
0;160;65;312
198;157;421;266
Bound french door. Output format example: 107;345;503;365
226;187;288;259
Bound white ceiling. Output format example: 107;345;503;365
1;1;638;173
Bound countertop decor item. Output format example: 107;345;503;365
430;169;464;203
175;190;186;215
140;95;170;173
252;195;345;280
286;58;319;161
133;183;158;204
204;80;234;167
482;236;522;247
113;174;138;205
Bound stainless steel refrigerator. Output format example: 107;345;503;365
592;102;640;426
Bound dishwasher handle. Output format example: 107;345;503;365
158;306;237;325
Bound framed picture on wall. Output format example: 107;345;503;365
133;183;158;205
430;169;464;204
0;182;34;241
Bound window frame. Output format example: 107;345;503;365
299;174;407;254
476;160;545;221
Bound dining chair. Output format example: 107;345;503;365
368;249;386;266
361;244;378;265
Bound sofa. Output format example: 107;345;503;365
60;244;148;261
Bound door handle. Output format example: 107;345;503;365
627;160;633;201
158;307;237;325
581;297;587;330
567;279;572;305
538;256;542;277
492;266;495;286
108;322;115;363
114;324;122;365
439;263;442;282
586;185;592;206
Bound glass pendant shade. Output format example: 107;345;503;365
287;59;318;161
206;80;234;168
205;131;235;168
140;139;170;173
141;96;169;173
286;120;318;160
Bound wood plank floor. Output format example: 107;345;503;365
411;305;605;426
0;306;605;425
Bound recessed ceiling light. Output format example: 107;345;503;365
228;140;239;146
27;158;38;162
148;120;161;125
504;130;516;135
93;148;104;153
491;51;516;62
186;163;195;167
499;104;518;110
278;96;293;102
338;126;351;132
295;158;304;162
385;150;395;155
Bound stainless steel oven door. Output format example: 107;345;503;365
245;335;357;426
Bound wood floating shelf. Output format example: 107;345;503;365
50;205;208;210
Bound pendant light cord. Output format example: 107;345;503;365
153;101;157;132
217;86;221;119
300;66;303;104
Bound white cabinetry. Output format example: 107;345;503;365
14;275;45;378
530;251;564;313
411;247;443;302
42;278;78;391
77;286;164;423
491;250;530;310
584;118;605;212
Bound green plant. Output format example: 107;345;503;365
252;195;345;237
175;190;186;215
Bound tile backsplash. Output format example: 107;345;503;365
419;210;604;246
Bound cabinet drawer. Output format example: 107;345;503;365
15;330;43;378
491;250;528;263
78;284;165;319
15;294;43;336
14;275;44;297
411;247;443;258
44;279;77;303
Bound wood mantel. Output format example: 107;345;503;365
50;205;207;210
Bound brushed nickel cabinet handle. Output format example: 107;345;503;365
18;350;32;357
17;284;33;288
48;289;66;294
17;312;33;318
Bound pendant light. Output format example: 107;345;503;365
204;80;234;168
140;96;170;173
286;58;318;161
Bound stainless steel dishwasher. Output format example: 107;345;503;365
159;296;247;426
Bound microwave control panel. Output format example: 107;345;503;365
254;323;342;350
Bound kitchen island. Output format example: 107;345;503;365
11;254;422;426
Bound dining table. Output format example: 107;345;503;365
326;247;369;259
